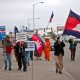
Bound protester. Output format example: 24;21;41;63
24;37;31;66
2;38;6;70
2;36;12;70
54;37;65;74
44;37;50;61
69;38;77;61
15;41;27;72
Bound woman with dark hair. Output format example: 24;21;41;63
69;39;77;61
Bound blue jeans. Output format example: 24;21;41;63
25;51;30;65
3;52;7;61
4;53;12;68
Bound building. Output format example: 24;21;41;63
36;28;54;36
57;26;64;34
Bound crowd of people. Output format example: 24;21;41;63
2;34;77;74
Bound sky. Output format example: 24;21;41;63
0;0;80;33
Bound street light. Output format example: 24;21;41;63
28;18;40;28
33;2;44;32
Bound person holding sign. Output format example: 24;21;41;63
25;38;31;66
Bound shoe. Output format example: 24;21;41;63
39;59;42;60
5;67;7;70
73;59;75;61
31;58;33;60
71;58;73;61
56;69;58;73
27;63;30;66
9;68;11;70
23;69;27;72
28;63;30;66
59;71;62;74
18;68;21;70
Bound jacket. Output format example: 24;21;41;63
54;41;65;56
5;40;12;54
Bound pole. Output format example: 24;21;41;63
47;22;49;28
33;2;44;33
28;19;29;28
33;4;35;32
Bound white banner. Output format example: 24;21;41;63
25;41;35;51
16;32;27;42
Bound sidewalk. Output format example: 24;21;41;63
0;52;76;80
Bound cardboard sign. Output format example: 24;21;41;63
25;41;35;51
16;32;27;42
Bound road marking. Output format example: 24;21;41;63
63;68;77;80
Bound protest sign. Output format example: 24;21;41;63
25;41;35;51
16;32;27;42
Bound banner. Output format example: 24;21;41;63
0;26;6;40
25;41;35;51
16;32;27;42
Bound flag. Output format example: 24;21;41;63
63;10;80;38
49;11;54;23
32;34;44;57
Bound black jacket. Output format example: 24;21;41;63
15;42;26;56
54;41;65;56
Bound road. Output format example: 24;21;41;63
63;43;80;80
0;42;80;80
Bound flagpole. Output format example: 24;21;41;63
47;11;53;28
47;22;50;28
45;11;53;36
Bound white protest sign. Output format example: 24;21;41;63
25;41;35;51
16;32;27;42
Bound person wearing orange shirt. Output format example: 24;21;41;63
44;38;50;61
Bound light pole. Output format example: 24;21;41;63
28;18;40;28
33;2;44;32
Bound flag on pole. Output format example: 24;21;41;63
49;11;54;23
63;10;80;38
32;34;44;57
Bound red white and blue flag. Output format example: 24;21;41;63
49;11;54;23
32;34;44;57
63;10;80;38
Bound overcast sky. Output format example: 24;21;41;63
0;0;80;33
